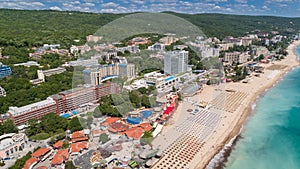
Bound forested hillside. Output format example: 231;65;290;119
0;9;299;49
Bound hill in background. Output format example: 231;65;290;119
0;9;299;49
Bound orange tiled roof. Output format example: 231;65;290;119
32;148;51;158
35;166;47;169
109;122;128;133
23;157;38;169
51;149;69;166
92;130;105;136
71;130;85;139
138;123;153;131
124;127;144;140
70;142;88;153
53;140;63;149
70;137;89;143
102;117;120;126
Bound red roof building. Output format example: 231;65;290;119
32;148;51;159
53;140;63;149
138;123;153;132
92;130;106;137
70;142;88;154
51;149;69;167
71;130;85;139
23;157;38;169
108;122;128;133
102;117;120;126
124;127;144;140
70;137;89;143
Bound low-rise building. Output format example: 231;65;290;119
224;52;249;64
37;67;66;82
86;35;103;42
251;46;269;57
13;61;41;67
201;47;219;58
128;37;151;45
116;45;140;53
159;36;178;45
218;43;234;51
0;133;27;159
148;43;165;51
51;149;69;167
0;62;11;79
64;59;99;67
0;85;6;97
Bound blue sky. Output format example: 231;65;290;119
0;0;299;17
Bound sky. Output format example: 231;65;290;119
0;0;299;17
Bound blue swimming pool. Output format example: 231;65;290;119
71;110;78;115
126;117;142;124
61;114;70;118
140;110;152;119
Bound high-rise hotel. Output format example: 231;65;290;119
83;63;135;86
164;50;189;75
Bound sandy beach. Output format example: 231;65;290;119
151;40;300;169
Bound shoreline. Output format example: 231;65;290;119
202;40;300;169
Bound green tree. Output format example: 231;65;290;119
65;161;76;169
3;120;18;134
99;133;110;144
9;152;31;169
140;131;153;145
40;113;68;133
26;119;41;137
68;117;83;132
141;95;151;108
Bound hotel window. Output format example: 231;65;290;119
6;151;9;156
14;146;18;152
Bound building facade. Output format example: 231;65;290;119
8;97;57;125
84;63;135;86
224;52;249;64
5;83;120;126
164;50;189;75
0;133;27;159
0;62;11;79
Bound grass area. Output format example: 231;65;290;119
30;132;51;140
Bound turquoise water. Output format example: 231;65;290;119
225;45;300;169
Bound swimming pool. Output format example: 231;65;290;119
126;117;142;124
60;114;70;118
140;110;152;119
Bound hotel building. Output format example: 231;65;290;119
224;52;250;64
164;50;189;75
5;82;120;126
83;63;135;86
8;97;57;125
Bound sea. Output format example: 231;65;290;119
224;45;300;169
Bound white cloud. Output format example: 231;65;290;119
50;6;62;11
101;2;119;8
235;0;247;3
262;5;270;10
83;3;95;7
205;0;228;2
130;0;145;4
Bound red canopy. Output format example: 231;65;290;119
164;106;174;115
